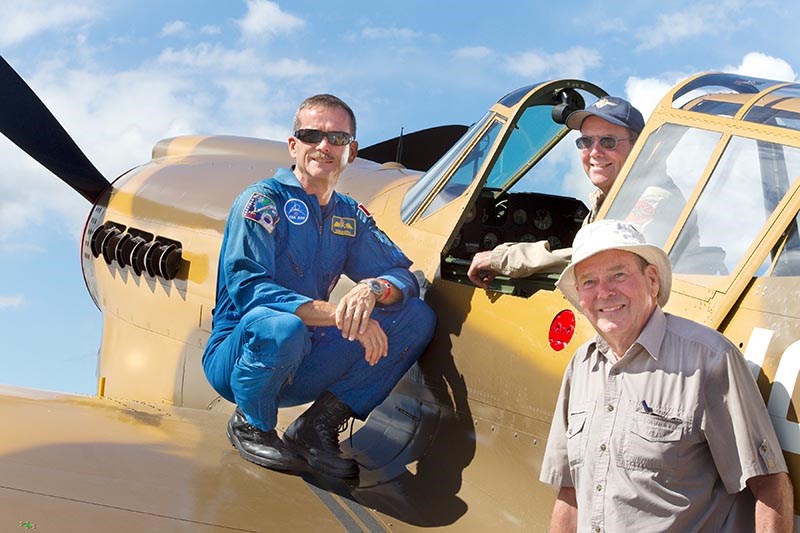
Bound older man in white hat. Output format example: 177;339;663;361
539;220;792;532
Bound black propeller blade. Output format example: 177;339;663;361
0;56;110;204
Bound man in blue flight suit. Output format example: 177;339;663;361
203;94;436;478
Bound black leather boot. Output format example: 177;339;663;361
284;391;359;479
227;409;307;472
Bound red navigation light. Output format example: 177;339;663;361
549;310;575;351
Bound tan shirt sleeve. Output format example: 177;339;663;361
489;240;571;277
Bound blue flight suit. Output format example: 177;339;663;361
203;168;436;431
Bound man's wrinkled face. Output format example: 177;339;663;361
288;105;357;185
575;249;659;354
579;116;635;195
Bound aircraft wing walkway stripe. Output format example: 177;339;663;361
306;480;388;532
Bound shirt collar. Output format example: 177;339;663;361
274;167;338;211
583;306;667;363
274;167;303;188
637;306;666;361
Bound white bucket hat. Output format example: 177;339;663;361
556;219;672;309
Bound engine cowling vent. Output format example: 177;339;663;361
90;221;185;280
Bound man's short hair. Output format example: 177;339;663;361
293;94;357;138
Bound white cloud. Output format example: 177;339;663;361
636;11;711;51
452;46;494;61
504;47;602;79
200;25;222;36
160;20;189;38
361;27;423;40
725;52;798;82
0;1;99;47
625;75;681;121
635;1;751;51
157;43;321;80
235;0;304;40
158;43;261;72
0;295;24;309
624;51;799;121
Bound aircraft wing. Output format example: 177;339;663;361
0;386;390;532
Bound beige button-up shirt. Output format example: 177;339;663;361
539;308;787;532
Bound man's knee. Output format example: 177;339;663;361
240;307;308;364
398;298;437;344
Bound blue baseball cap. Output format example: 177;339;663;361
565;96;645;134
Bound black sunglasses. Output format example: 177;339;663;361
575;136;632;151
294;129;354;146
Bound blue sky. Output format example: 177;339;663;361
1;0;799;395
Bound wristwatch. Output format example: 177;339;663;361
361;278;390;301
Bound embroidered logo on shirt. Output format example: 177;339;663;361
331;216;356;237
242;192;279;233
284;198;309;225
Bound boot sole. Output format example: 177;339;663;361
226;425;307;472
284;432;359;479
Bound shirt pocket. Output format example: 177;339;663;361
566;409;588;468
618;410;683;474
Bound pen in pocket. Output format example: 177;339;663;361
640;400;682;423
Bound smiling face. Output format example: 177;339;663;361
574;249;660;356
579;116;635;195
288;104;358;202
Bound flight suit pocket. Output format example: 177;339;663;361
618;411;683;473
566;410;588;467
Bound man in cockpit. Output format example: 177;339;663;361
202;94;435;478
468;96;665;287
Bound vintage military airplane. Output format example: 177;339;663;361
2;52;800;530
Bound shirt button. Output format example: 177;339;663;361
607;404;614;412
595;528;602;533
600;443;606;452
596;484;602;492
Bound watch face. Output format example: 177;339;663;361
367;279;384;295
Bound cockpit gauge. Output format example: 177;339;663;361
512;208;527;225
533;208;553;230
482;232;499;250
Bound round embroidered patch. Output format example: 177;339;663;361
284;198;309;225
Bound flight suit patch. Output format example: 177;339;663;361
243;192;279;233
357;203;372;223
284;198;309;225
627;198;656;225
332;216;356;237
